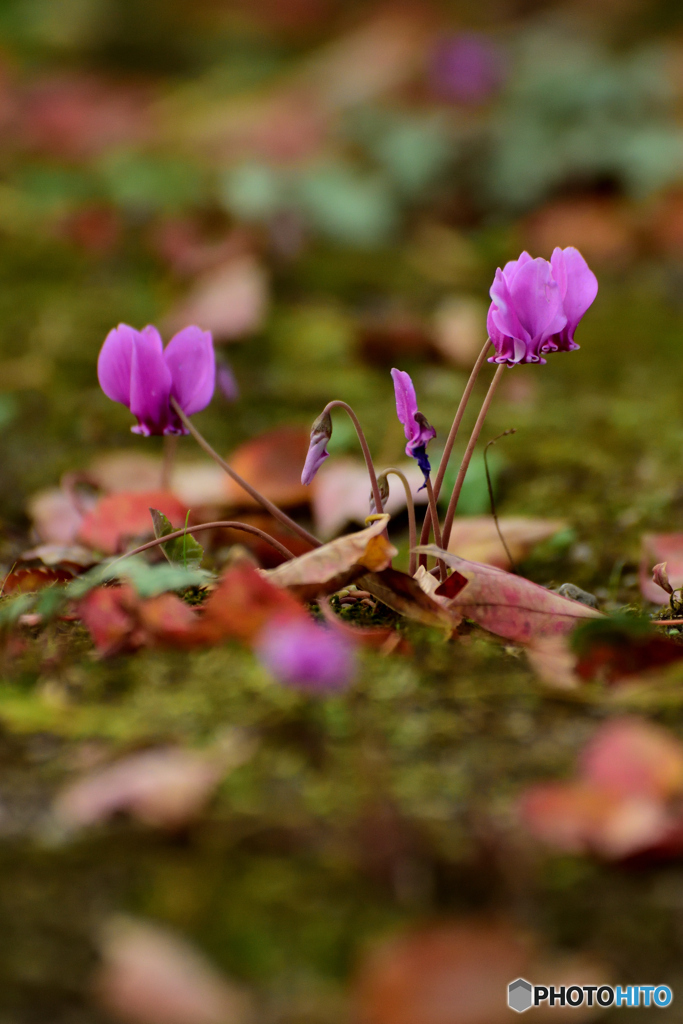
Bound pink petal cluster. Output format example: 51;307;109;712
98;323;215;435
487;247;598;367
255;615;356;693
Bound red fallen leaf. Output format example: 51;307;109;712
223;426;311;510
196;563;306;644
78;491;188;555
640;533;683;603
54;735;253;831
580;718;683;800
519;719;683;860
94;916;252;1024
572;617;683;683
2;565;75;595
423;546;601;642
354;920;608;1024
78;585;197;656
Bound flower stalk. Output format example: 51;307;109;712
108;520;296;567
377;468;417;575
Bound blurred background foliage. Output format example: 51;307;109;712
5;1;683;1020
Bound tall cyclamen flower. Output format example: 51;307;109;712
391;368;436;483
255;615;356;693
487;247;598;367
98;323;215;435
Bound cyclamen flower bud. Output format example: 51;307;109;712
301;410;333;486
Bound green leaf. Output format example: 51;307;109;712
150;508;204;572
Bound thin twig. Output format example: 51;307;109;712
107;520;296;567
419;339;492;567
322;400;384;517
442;363;506;550
484;429;516;572
380;467;417;575
170;398;320;548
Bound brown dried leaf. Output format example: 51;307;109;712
264;516;396;600
421;545;601;642
362;566;456;628
224;426;312;509
94;916;252;1024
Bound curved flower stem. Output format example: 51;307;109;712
418;339;491;565
170;398;320;549
441;363;506;551
108;520;296;567
381;467;417;575
425;476;447;581
322;400;384;517
160;434;177;490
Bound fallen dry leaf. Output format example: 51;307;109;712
640;533;683;603
28;486;85;545
421;546;601;642
264;515;396;600
196;562;306;644
55;735;253;830
447;516;566;570
19;543;98;568
164;256;268;341
519;718;683;860
525;635;581;690
572;617;683;683
94;916;252;1024
355;920;606;1024
78;585;198;656
2;565;76;595
224;426;312;510
312;458;427;539
78;491;189;555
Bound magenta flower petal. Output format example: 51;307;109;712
391;368;436;482
164;326;215;417
507;257;566;351
97;324;136;406
128;327;172;436
255;616;356;692
548;246;598;352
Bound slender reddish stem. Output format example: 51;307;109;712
322;400;384;517
441;363;506;550
425;476;447;581
380;467;417;575
108;520;296;566
170;399;320;548
418;338;491;563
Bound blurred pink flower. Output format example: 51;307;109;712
487;247;598;367
255;615;356;692
98;324;214;435
429;33;505;105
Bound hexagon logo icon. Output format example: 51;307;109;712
508;978;533;1013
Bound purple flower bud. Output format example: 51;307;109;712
301;410;332;486
429;32;506;105
487;247;598;367
255;615;356;693
391;368;436;483
98;323;215;435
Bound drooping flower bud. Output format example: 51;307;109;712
301;409;333;486
653;562;674;596
390;368;436;485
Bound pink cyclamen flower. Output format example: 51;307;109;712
255;615;356;693
391;368;436;483
487;247;598;367
98;323;215;435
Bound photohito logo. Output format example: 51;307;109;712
507;979;673;1012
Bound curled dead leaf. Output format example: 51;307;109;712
263;515;396;600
